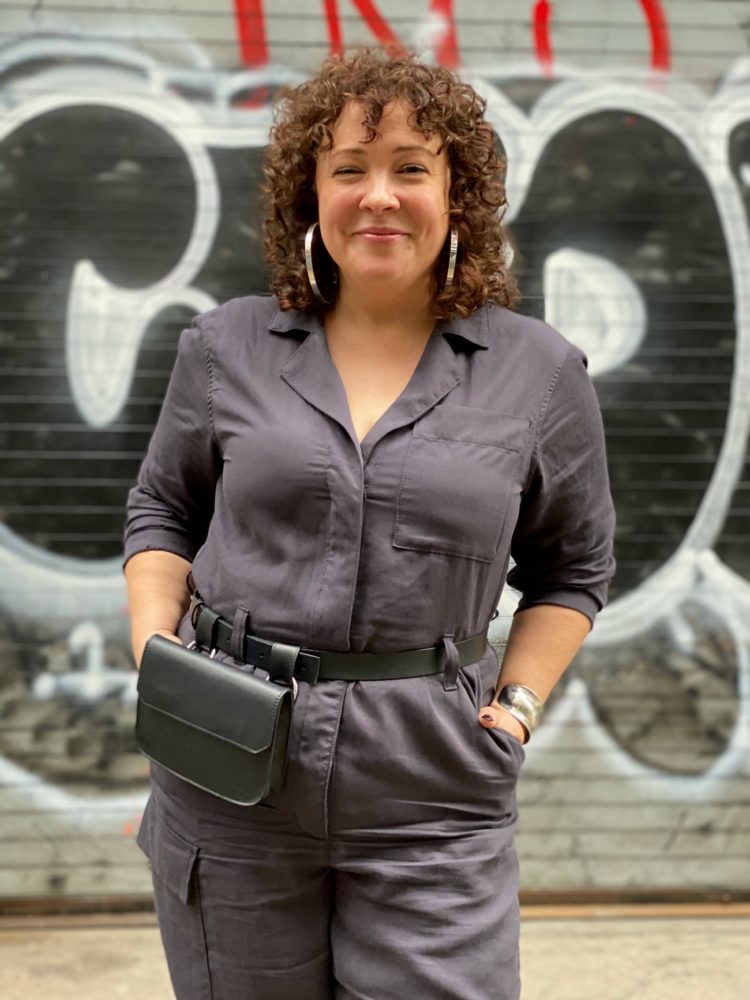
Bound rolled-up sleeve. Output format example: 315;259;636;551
123;320;221;568
507;344;616;626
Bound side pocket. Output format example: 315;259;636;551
138;797;214;999
458;664;526;770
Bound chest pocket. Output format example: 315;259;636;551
393;405;531;563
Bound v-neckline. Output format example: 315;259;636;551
323;326;436;451
280;322;464;464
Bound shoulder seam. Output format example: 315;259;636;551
539;341;577;425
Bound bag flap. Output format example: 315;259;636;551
137;634;291;753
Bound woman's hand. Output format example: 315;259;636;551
134;628;182;670
477;702;527;744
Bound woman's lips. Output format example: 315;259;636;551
355;229;406;243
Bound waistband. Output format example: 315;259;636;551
191;601;489;685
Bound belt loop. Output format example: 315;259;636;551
231;606;250;663
441;634;460;691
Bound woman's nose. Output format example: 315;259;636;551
359;173;399;212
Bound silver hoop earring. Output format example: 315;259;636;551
443;228;458;290
305;222;335;305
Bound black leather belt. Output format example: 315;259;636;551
191;602;488;685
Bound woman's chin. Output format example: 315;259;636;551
341;265;423;295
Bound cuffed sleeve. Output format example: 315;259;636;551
507;344;616;626
123;320;221;568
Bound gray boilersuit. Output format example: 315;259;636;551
124;295;616;999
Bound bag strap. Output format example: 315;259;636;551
268;642;302;687
195;605;221;652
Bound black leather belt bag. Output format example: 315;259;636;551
136;634;294;806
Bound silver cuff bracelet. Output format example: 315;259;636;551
497;684;544;742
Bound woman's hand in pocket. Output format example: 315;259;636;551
477;701;527;744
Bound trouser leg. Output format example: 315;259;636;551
328;650;525;1000
139;766;333;1000
331;832;521;1000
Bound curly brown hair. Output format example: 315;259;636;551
262;48;519;319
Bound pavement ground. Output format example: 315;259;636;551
0;905;748;1000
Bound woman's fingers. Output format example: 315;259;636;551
478;704;503;728
153;629;182;644
135;629;182;668
477;703;527;742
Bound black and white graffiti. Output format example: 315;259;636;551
1;33;749;894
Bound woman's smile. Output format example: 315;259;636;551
355;227;407;242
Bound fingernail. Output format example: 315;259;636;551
480;713;494;721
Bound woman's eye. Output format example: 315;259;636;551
331;164;427;177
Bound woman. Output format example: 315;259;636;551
125;48;615;1000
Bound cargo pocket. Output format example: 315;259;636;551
138;797;214;999
393;406;531;563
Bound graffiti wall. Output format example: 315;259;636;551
0;0;749;900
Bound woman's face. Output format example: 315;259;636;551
314;100;451;301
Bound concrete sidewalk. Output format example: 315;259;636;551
0;907;748;999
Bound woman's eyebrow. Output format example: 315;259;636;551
392;144;439;155
329;144;439;157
